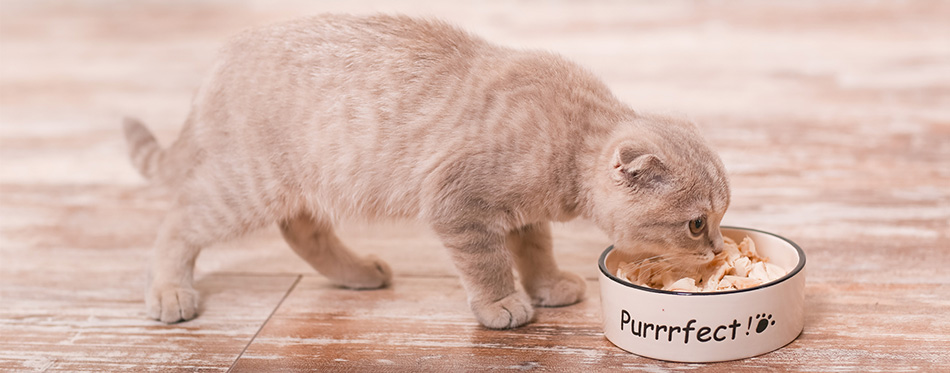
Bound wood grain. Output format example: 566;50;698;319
232;277;950;371
0;268;299;371
2;0;949;371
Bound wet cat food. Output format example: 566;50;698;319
615;236;786;292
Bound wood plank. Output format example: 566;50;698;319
0;269;298;371
0;184;300;371
231;276;950;371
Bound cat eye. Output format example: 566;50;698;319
688;216;706;236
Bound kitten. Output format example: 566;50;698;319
123;14;730;329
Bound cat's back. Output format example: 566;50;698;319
236;14;478;48
193;14;499;137
172;14;623;222
216;14;488;81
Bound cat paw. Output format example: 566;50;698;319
472;291;534;329
334;255;393;290
146;284;199;323
528;271;586;307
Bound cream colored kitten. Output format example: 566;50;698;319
123;14;730;329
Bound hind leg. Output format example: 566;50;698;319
146;208;209;323
146;173;274;323
507;223;586;307
279;213;392;289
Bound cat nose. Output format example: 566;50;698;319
711;240;724;254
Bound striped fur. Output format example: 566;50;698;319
126;14;730;329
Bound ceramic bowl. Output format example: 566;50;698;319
598;226;806;362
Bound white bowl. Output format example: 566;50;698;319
598;226;806;362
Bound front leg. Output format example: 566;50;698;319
507;222;586;307
432;220;533;329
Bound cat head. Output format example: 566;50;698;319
590;114;730;268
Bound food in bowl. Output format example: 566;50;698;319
614;236;786;292
597;227;806;362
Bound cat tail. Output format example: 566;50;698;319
122;117;168;183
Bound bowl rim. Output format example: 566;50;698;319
598;226;806;296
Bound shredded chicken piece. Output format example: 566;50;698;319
615;236;787;292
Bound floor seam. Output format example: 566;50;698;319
227;274;302;372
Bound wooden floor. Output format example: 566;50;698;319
2;0;949;371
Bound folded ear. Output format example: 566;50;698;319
611;145;669;189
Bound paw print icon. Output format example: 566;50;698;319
755;313;775;333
